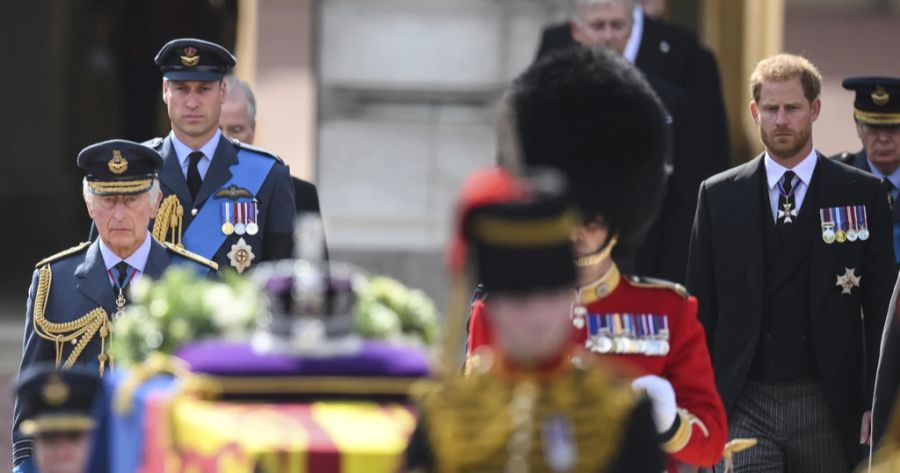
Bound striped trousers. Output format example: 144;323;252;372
716;381;850;473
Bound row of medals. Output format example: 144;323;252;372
222;201;259;236
573;308;671;357
820;206;868;244
586;331;671;356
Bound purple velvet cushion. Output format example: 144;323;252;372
176;340;431;378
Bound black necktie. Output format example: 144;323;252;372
883;177;895;208
777;170;797;232
187;151;204;200
115;261;130;289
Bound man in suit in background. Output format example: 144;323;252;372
687;54;895;471
536;0;729;176
219;74;327;258
219;74;323;218
536;0;695;283
833;77;900;451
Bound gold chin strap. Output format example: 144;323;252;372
574;235;618;268
32;265;112;376
153;195;184;247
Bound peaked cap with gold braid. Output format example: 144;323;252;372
77;139;162;196
842;76;900;126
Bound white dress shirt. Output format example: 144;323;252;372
98;231;152;287
170;128;222;181
764;148;818;222
623;5;644;64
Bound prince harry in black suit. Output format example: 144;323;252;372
687;54;894;471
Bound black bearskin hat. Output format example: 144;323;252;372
504;47;668;247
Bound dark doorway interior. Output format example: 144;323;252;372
0;1;237;305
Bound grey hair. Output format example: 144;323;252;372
572;0;635;18
223;74;257;128
83;179;161;210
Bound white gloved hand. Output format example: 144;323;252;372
631;374;677;433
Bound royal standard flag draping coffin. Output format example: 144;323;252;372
106;340;431;473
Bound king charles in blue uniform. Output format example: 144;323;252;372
13;140;216;472
147;38;297;274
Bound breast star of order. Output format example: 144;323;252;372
835;268;861;295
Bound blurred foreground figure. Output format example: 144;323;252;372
404;167;663;473
15;365;101;473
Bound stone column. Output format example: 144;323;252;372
701;0;785;164
234;0;317;182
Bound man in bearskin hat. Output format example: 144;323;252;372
466;47;727;472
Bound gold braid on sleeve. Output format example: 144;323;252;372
663;408;710;454
32;265;112;376
152;195;184;247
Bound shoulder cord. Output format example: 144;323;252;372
32;265;112;375
152;195;184;247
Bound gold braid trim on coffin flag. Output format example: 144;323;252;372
866;392;900;473
32;265;112;375
153;195;184;247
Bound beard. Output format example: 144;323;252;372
761;124;812;160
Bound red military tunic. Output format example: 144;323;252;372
466;265;728;471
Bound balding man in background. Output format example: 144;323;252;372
219;75;327;258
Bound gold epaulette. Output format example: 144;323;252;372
35;242;91;269
628;275;690;299
163;242;218;271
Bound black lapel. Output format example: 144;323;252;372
766;161;821;291
74;241;115;309
634;19;659;71
809;156;852;318
144;240;172;281
733;156;767;300
193;136;237;210
158;136;193;206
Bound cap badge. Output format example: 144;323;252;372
42;374;69;406
108;149;128;174
872;86;890;106
180;46;200;67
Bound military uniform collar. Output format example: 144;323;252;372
864;156;900;189
169;128;222;166
97;232;152;274
577;263;621;305
487;346;577;384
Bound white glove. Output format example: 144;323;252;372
631;374;677;433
